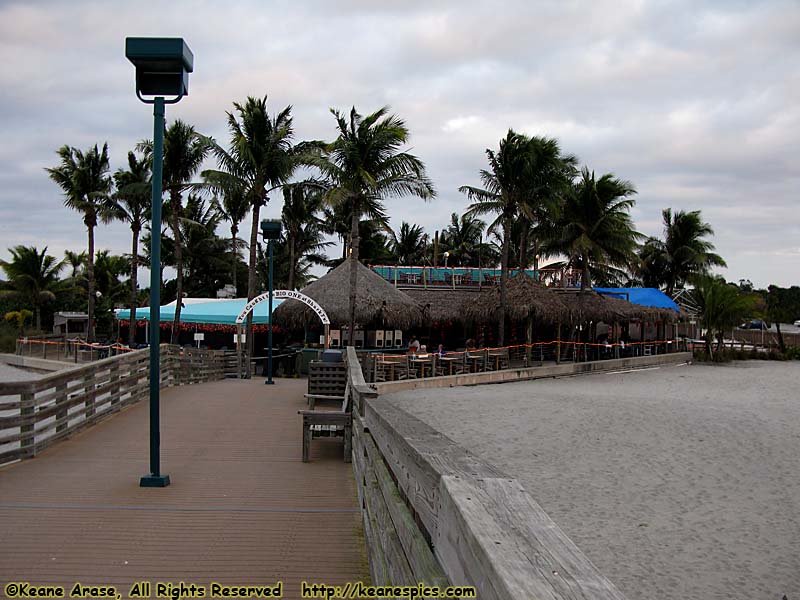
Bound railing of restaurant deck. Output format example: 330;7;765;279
345;346;628;599
0;345;225;466
15;335;135;363
360;338;688;383
370;264;582;288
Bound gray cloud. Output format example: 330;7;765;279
0;0;798;288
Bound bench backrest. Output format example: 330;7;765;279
308;360;347;396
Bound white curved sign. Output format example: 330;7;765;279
236;290;330;325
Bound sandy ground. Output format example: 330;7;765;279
0;362;41;382
385;361;800;600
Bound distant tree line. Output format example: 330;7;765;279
1;94;795;358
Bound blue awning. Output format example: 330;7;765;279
594;288;679;312
116;298;283;325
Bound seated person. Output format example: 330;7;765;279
436;343;446;357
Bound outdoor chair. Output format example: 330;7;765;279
436;351;467;376
487;348;510;371
375;355;408;381
408;354;435;379
466;349;487;372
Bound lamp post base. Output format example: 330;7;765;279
140;474;171;487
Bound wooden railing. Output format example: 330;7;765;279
346;346;627;599
0;345;225;466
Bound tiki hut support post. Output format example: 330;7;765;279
640;319;646;354
525;314;533;366
324;323;330;350
556;320;561;364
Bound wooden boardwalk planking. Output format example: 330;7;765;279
0;378;368;597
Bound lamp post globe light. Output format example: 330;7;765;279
125;37;194;488
260;219;282;385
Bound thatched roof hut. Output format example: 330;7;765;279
273;259;422;329
403;287;487;322
559;290;678;323
462;274;570;324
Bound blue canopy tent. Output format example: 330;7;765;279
594;288;679;313
116;298;284;325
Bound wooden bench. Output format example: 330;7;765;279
305;359;347;408
299;385;352;463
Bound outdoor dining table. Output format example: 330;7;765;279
409;355;434;379
466;351;486;372
377;358;404;381
439;354;463;375
487;350;505;371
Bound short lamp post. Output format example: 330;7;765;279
260;219;282;385
126;37;194;488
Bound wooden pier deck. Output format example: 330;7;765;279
0;378;367;598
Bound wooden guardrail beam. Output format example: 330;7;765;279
0;345;226;467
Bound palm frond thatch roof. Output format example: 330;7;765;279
273;259;422;329
559;289;678;323
403;287;487;322
462;274;570;323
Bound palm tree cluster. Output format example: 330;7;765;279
18;95;736;351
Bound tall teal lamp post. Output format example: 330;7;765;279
126;37;193;487
260;219;282;385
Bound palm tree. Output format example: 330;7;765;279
315;106;435;343
64;250;87;280
204;96;301;376
460;130;537;345
640;209;726;295
46;143;113;342
439;212;491;267
322;200;391;260
691;275;755;358
0;246;65;330
391;222;427;265
138;121;210;344
516;137;577;271
549;167;640;290
281;184;331;290
113;150;151;345
211;178;249;293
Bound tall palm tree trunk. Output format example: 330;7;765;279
170;195;184;344
348;204;360;347
231;224;238;293
580;253;592;290
245;200;263;378
499;216;511;346
288;236;296;291
86;223;95;343
518;224;529;270
129;227;140;346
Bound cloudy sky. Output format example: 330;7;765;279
1;0;798;287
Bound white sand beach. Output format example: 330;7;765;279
385;361;800;600
0;362;41;382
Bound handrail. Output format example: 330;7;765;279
0;345;225;466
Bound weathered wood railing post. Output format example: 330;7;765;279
55;383;68;434
83;371;95;419
20;391;35;458
109;361;121;408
